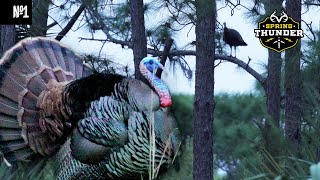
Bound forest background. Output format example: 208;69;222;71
1;0;320;179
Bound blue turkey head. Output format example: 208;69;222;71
141;57;163;73
139;56;172;107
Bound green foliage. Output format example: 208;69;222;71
239;149;313;179
108;2;131;41
155;0;196;26
170;94;194;136
159;137;226;180
214;93;267;179
171;93;269;179
159;137;193;180
301;29;320;163
170;92;320;179
147;23;173;46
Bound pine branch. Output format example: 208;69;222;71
86;5;133;48
303;1;320;6
216;54;266;89
79;37;265;88
55;3;86;41
46;21;58;30
156;38;174;78
83;4;265;87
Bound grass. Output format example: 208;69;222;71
159;137;193;180
239;147;315;180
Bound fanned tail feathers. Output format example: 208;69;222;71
0;37;92;163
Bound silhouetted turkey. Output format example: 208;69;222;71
223;22;247;57
0;37;181;179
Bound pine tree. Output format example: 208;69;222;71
0;25;15;56
285;0;302;153
193;0;216;179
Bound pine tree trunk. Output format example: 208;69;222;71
263;0;283;158
129;0;148;82
0;25;15;168
0;25;16;56
266;50;281;126
284;0;302;153
193;0;216;179
265;0;282;128
30;0;50;36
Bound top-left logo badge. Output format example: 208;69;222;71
0;0;32;24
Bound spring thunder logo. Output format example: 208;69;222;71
254;10;303;53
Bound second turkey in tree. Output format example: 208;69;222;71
223;22;247;57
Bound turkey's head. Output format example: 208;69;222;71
141;57;164;73
139;57;172;108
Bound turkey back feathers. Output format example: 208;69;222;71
65;73;124;122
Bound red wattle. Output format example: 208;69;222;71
160;98;172;107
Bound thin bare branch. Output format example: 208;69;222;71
47;21;58;30
55;3;86;41
302;20;316;42
214;60;223;68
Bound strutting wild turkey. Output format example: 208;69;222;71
0;37;181;179
223;22;247;57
